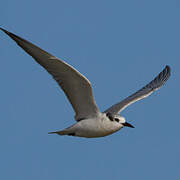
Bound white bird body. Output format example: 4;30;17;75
0;28;171;138
57;113;124;138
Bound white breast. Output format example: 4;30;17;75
73;114;123;138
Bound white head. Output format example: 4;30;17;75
106;113;134;128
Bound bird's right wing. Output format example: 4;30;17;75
1;28;100;121
104;66;171;115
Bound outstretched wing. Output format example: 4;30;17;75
1;28;100;121
104;65;171;115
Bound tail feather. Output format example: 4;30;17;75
49;125;76;136
48;130;68;135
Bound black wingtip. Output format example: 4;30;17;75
158;65;171;84
162;65;171;80
0;27;21;40
165;65;171;74
0;27;11;35
165;65;170;70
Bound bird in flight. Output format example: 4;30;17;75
1;28;171;138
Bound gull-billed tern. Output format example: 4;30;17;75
1;28;171;138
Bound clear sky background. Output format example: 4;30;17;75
0;0;179;179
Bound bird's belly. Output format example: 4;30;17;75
75;119;122;138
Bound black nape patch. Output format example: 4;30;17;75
115;118;119;122
68;133;76;136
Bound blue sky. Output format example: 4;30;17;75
1;0;179;179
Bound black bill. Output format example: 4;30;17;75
122;122;134;128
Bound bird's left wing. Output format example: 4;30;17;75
1;28;100;121
104;65;171;115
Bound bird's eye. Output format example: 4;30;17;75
115;118;119;122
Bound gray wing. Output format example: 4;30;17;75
1;28;100;121
104;65;171;115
